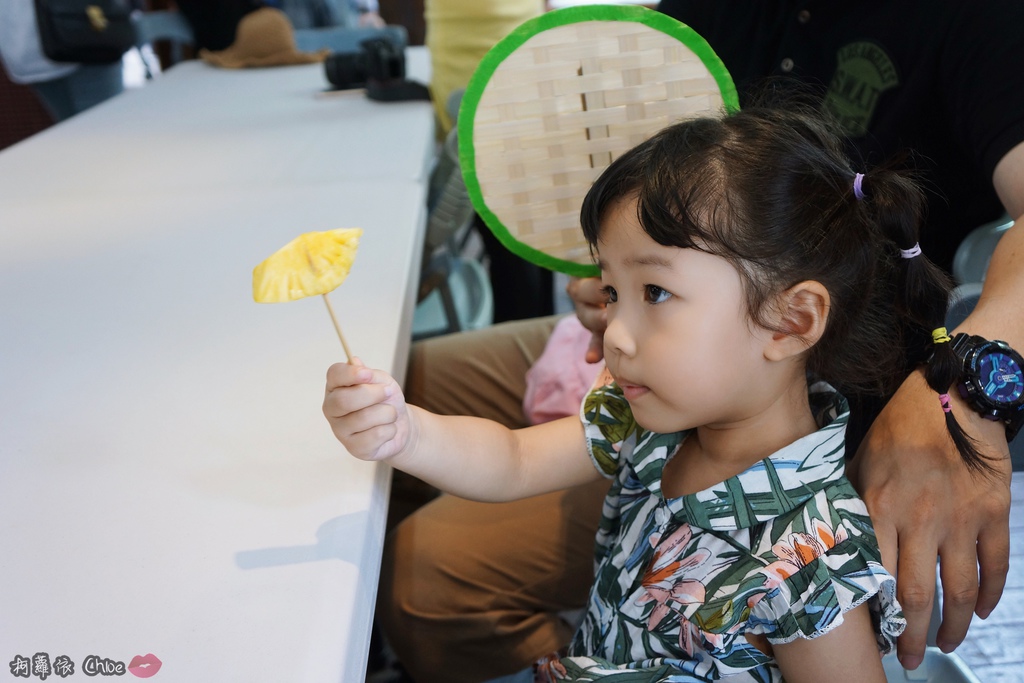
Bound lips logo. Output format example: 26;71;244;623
128;654;162;678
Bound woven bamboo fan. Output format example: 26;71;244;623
458;5;738;277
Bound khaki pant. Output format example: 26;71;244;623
378;316;610;683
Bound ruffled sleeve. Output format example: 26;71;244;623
580;380;639;478
748;535;906;654
538;654;681;682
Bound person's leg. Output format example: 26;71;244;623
34;62;123;121
380;315;606;682
277;0;315;28
379;480;609;683
404;315;562;428
64;63;123;114
31;75;77;122
308;0;346;26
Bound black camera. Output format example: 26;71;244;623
323;37;430;102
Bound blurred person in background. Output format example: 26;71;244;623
0;0;123;121
426;0;556;322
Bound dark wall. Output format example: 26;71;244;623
0;68;54;152
379;0;425;45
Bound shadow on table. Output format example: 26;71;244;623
234;511;368;569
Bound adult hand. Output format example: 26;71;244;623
846;369;1012;670
323;358;411;461
358;11;386;28
566;276;608;363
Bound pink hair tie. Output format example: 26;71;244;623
939;393;952;413
900;243;922;259
853;173;866;200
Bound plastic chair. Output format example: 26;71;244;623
131;10;196;73
952;215;1013;285
292;24;407;53
412;121;494;340
881;648;982;683
945;282;984;330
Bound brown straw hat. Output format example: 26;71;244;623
200;8;329;68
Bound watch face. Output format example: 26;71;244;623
979;350;1024;405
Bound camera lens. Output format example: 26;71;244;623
324;51;369;89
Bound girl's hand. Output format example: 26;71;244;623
323;358;411;462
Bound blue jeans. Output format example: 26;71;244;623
32;62;123;121
269;0;355;28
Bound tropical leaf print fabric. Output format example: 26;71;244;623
553;382;905;682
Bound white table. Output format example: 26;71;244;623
0;50;434;682
0;49;435;198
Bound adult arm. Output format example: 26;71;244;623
846;139;1024;669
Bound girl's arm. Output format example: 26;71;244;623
771;603;887;683
323;359;603;502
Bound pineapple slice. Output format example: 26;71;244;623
252;228;363;303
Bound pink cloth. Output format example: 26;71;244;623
523;316;606;425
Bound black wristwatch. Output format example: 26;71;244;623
950;333;1024;441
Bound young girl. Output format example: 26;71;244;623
324;106;987;682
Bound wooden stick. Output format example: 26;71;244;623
322;294;353;362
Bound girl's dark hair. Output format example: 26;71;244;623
580;105;993;474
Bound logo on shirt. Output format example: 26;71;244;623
824;41;899;137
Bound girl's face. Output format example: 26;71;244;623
597;196;778;435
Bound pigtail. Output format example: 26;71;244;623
580;104;999;476
928;327;993;473
856;170;994;475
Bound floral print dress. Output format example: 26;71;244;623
548;382;905;682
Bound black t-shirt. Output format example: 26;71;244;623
174;0;265;51
657;0;1024;271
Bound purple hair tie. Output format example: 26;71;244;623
900;243;922;259
853;173;866;200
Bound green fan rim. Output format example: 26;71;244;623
457;5;739;277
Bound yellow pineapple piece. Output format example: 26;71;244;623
252;228;363;303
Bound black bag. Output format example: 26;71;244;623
34;0;136;64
